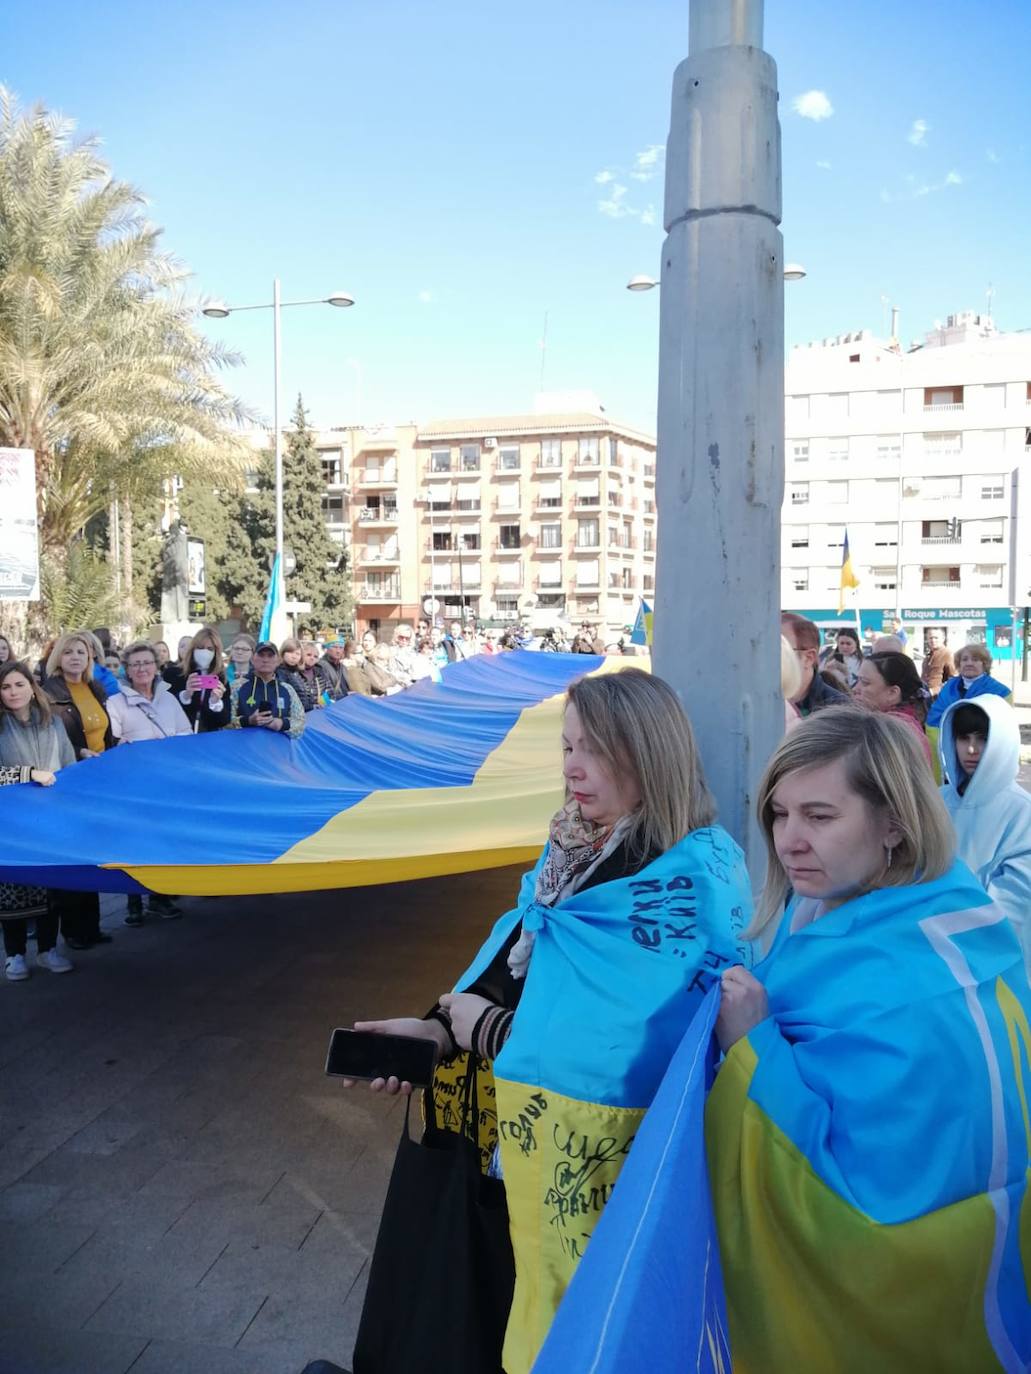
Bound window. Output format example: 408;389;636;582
622;520;633;548
621;566;633;589
322;494;346;523
537;478;563;509
454;483;481;512
643;530;655;553
875;436;900;460
790;483;809;506
872;523;897;548
577;519;600;548
432;531;453;552
825;481;848;504
578;436;600;464
576;560;600;587
607;489;623;508
430;448;452;473
321;450;343;485
459;443;480;472
980;519;1004;545
538;523;561;549
789;528;809;549
608;437;620;467
644;498;656;515
903;474;961;500
921;566;961;585
539;561;562;587
791;441;809;463
789;568;809;592
922;518;960;543
540;438;562;468
430;493;451;512
575;477;600;507
498;445;520;472
496;562;522;588
499;524;521;550
537;592;566;609
643;574;654;592
608;524;620;547
608;570;620;589
872;568;897;591
827;438;849;462
980;475;1004;500
977;563;1004;589
460;531;481;552
924;385;963;409
923;431;962;455
496;482;520;512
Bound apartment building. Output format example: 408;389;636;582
782;311;1031;659
310;405;657;638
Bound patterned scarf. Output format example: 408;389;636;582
508;798;633;980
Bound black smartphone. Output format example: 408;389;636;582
325;1028;436;1087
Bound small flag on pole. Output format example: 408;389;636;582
630;599;653;647
837;530;860;614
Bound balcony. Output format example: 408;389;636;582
358;579;401;602
430;577;483;594
535;460;564;474
494;574;524;592
452;500;482;517
490;498;522;518
575;578;601;592
425;539;480;557
535;577;565;593
453;464;482;479
572;496;602;511
920;536;961;546
357;548;401;567
358;505;399;524
571;541;601;554
493;461;522;477
425;467;453;480
923;402;964;413
533;498;564;516
492;539;523;555
356;469;398;489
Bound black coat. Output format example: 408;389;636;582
278;664;321;713
40;675;114;756
163;666;233;732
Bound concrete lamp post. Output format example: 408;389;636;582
650;0;787;881
202;282;355;640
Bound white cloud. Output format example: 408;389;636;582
630;144;664;181
417;289;434;304
945;169;962;185
986;147;1000;164
879;188;893;204
598;183;631;218
594;169;615;185
792;90;833;121
640;206;657;227
816;159;832;170
907;118;929;146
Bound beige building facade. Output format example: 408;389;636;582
311;409;657;639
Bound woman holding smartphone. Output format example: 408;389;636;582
340;669;753;1374
166;627;232;732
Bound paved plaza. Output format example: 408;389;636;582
0;866;524;1374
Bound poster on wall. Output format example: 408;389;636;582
186;538;206;595
0;448;40;601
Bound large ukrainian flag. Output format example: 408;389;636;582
0;653;631;897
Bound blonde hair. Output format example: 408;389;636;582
565;668;715;860
46;631;96;681
749;705;954;942
780;634;802;701
954;642;992;674
279;636;303;660
121;639;157;668
181;626;225;677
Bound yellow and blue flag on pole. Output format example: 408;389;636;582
630;599;653;647
837;528;860;614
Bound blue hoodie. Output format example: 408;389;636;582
939;693;1031;975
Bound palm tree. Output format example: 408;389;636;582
0;87;252;582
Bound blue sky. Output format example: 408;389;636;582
5;0;1029;434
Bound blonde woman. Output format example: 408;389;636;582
40;632;113;948
344;669;752;1374
166;627;232;732
708;706;1031;1372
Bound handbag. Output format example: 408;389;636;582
352;1057;515;1374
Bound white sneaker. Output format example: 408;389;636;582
4;954;29;981
37;948;73;974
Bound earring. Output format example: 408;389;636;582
885;845;894;869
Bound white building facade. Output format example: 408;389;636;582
782;311;1031;662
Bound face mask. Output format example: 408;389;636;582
194;648;215;670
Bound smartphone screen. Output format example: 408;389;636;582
325;1028;436;1086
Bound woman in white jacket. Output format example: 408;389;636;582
108;641;191;927
939;693;1031;976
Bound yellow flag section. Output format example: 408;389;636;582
116;654;642;896
495;1081;644;1374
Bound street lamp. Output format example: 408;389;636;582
627;264;806;290
202;280;356;631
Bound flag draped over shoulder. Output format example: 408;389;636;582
453;829;751;1374
706;862;1031;1373
0;653;636;897
533;985;731;1374
837;529;860;614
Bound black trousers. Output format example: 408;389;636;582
2;910;59;956
49;889;101;943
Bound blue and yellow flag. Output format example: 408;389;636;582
706;863;1031;1372
837;528;860;614
0;653;635;897
630;599;653;647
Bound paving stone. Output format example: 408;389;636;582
43;1186;190;1240
0;1324;147;1374
16;1140;167;1196
0;1258;123;1330
125;1338;313;1374
0;1218;97;1273
84;1273;268;1346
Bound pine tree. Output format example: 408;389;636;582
278;396;352;634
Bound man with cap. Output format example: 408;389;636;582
315;638;350;703
231;642;306;737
